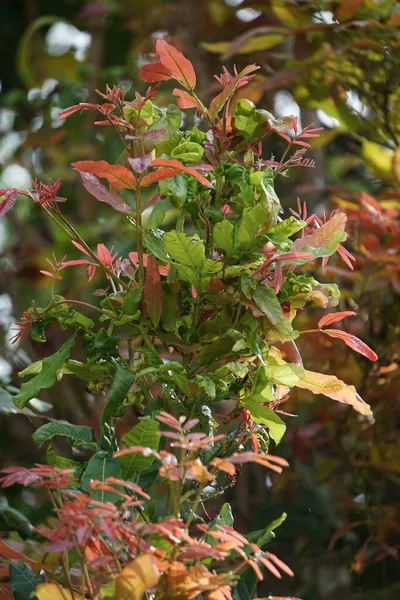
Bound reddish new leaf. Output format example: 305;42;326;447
151;158;211;188
322;329;378;361
72;160;137;189
156;39;196;89
144;256;163;326
293;212;347;252
172;89;200;109
318;311;356;328
0;189;18;216
77;171;132;213
141;168;181;188
58;103;99;120
139;62;172;82
209;64;259;121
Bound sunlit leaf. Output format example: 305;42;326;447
115;554;160;600
156;39;196;89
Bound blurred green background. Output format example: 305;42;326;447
1;1;400;599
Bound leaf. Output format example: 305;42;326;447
237;204;269;251
14;334;76;408
151;158;211;188
322;329;378;361
0;500;32;539
253;286;284;326
141;167;182;188
101;365;135;444
296;370;372;416
0;189;18;216
265;362;304;386
119;419;161;479
268;217;306;243
139;62;172;82
72;160;137;189
361;139;394;183
245;400;286;444
214;220;234;256
0;539;44;569
115;553;160;600
335;0;364;21
172;89;199;109
163;231;205;268
318;311;356;328
247;512;287;548
147;197;173;229
393;146;400;185
36;584;84;600
9;563;45;600
123;286;143;315
156;39;196;89
293;212;347;256
76;171;131;213
81;452;122;503
209;64;259;121
33;421;96;448
144;257;163;326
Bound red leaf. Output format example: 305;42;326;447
318;311;356;328
0;539;46;570
58;103;98;120
151;158;211;188
156;39;196;89
0;189;18;216
209;64;259;121
72;160;137;189
172;89;199;109
129;252;169;276
139;62;172;82
76;171;132;213
141;168;181;188
322;329;378;361
144;257;163;326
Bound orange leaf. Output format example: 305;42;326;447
0;539;46;570
335;0;364;21
144;257;163;326
322;329;378;361
318;311;356;328
296;370;372;416
72;160;137;189
156;39;196;89
172;89;200;109
141;168;181;188
151;158;211;188
139;62;172;82
293;212;347;252
115;554;160;600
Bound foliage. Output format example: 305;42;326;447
0;36;379;600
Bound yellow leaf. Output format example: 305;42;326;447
116;554;160;600
36;584;85;600
271;0;311;27
392;146;400;185
201;41;231;55
296;370;372;416
362;139;394;183
236;34;284;54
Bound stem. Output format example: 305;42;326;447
135;179;145;286
299;328;320;335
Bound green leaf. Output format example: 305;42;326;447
159;174;187;208
147;197;173;229
46;446;83;478
268;216;306;242
32;421;96;448
247;512;287;548
245;400;286;444
236;204;268;251
63;360;110;381
195;375;216;400
0;499;32;539
9;563;44;600
13;334;76;408
101;365;135;445
163;231;205;268
81;452;122;503
143;231;170;262
119;419;160;480
232;568;257;600
161;284;178;332
171;142;204;163
213;220;234;256
265;360;305;386
123;286;143;316
253;285;284;325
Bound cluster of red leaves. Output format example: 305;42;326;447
0;412;293;600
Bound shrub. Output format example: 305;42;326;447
0;41;377;600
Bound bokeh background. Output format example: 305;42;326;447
1;1;400;599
